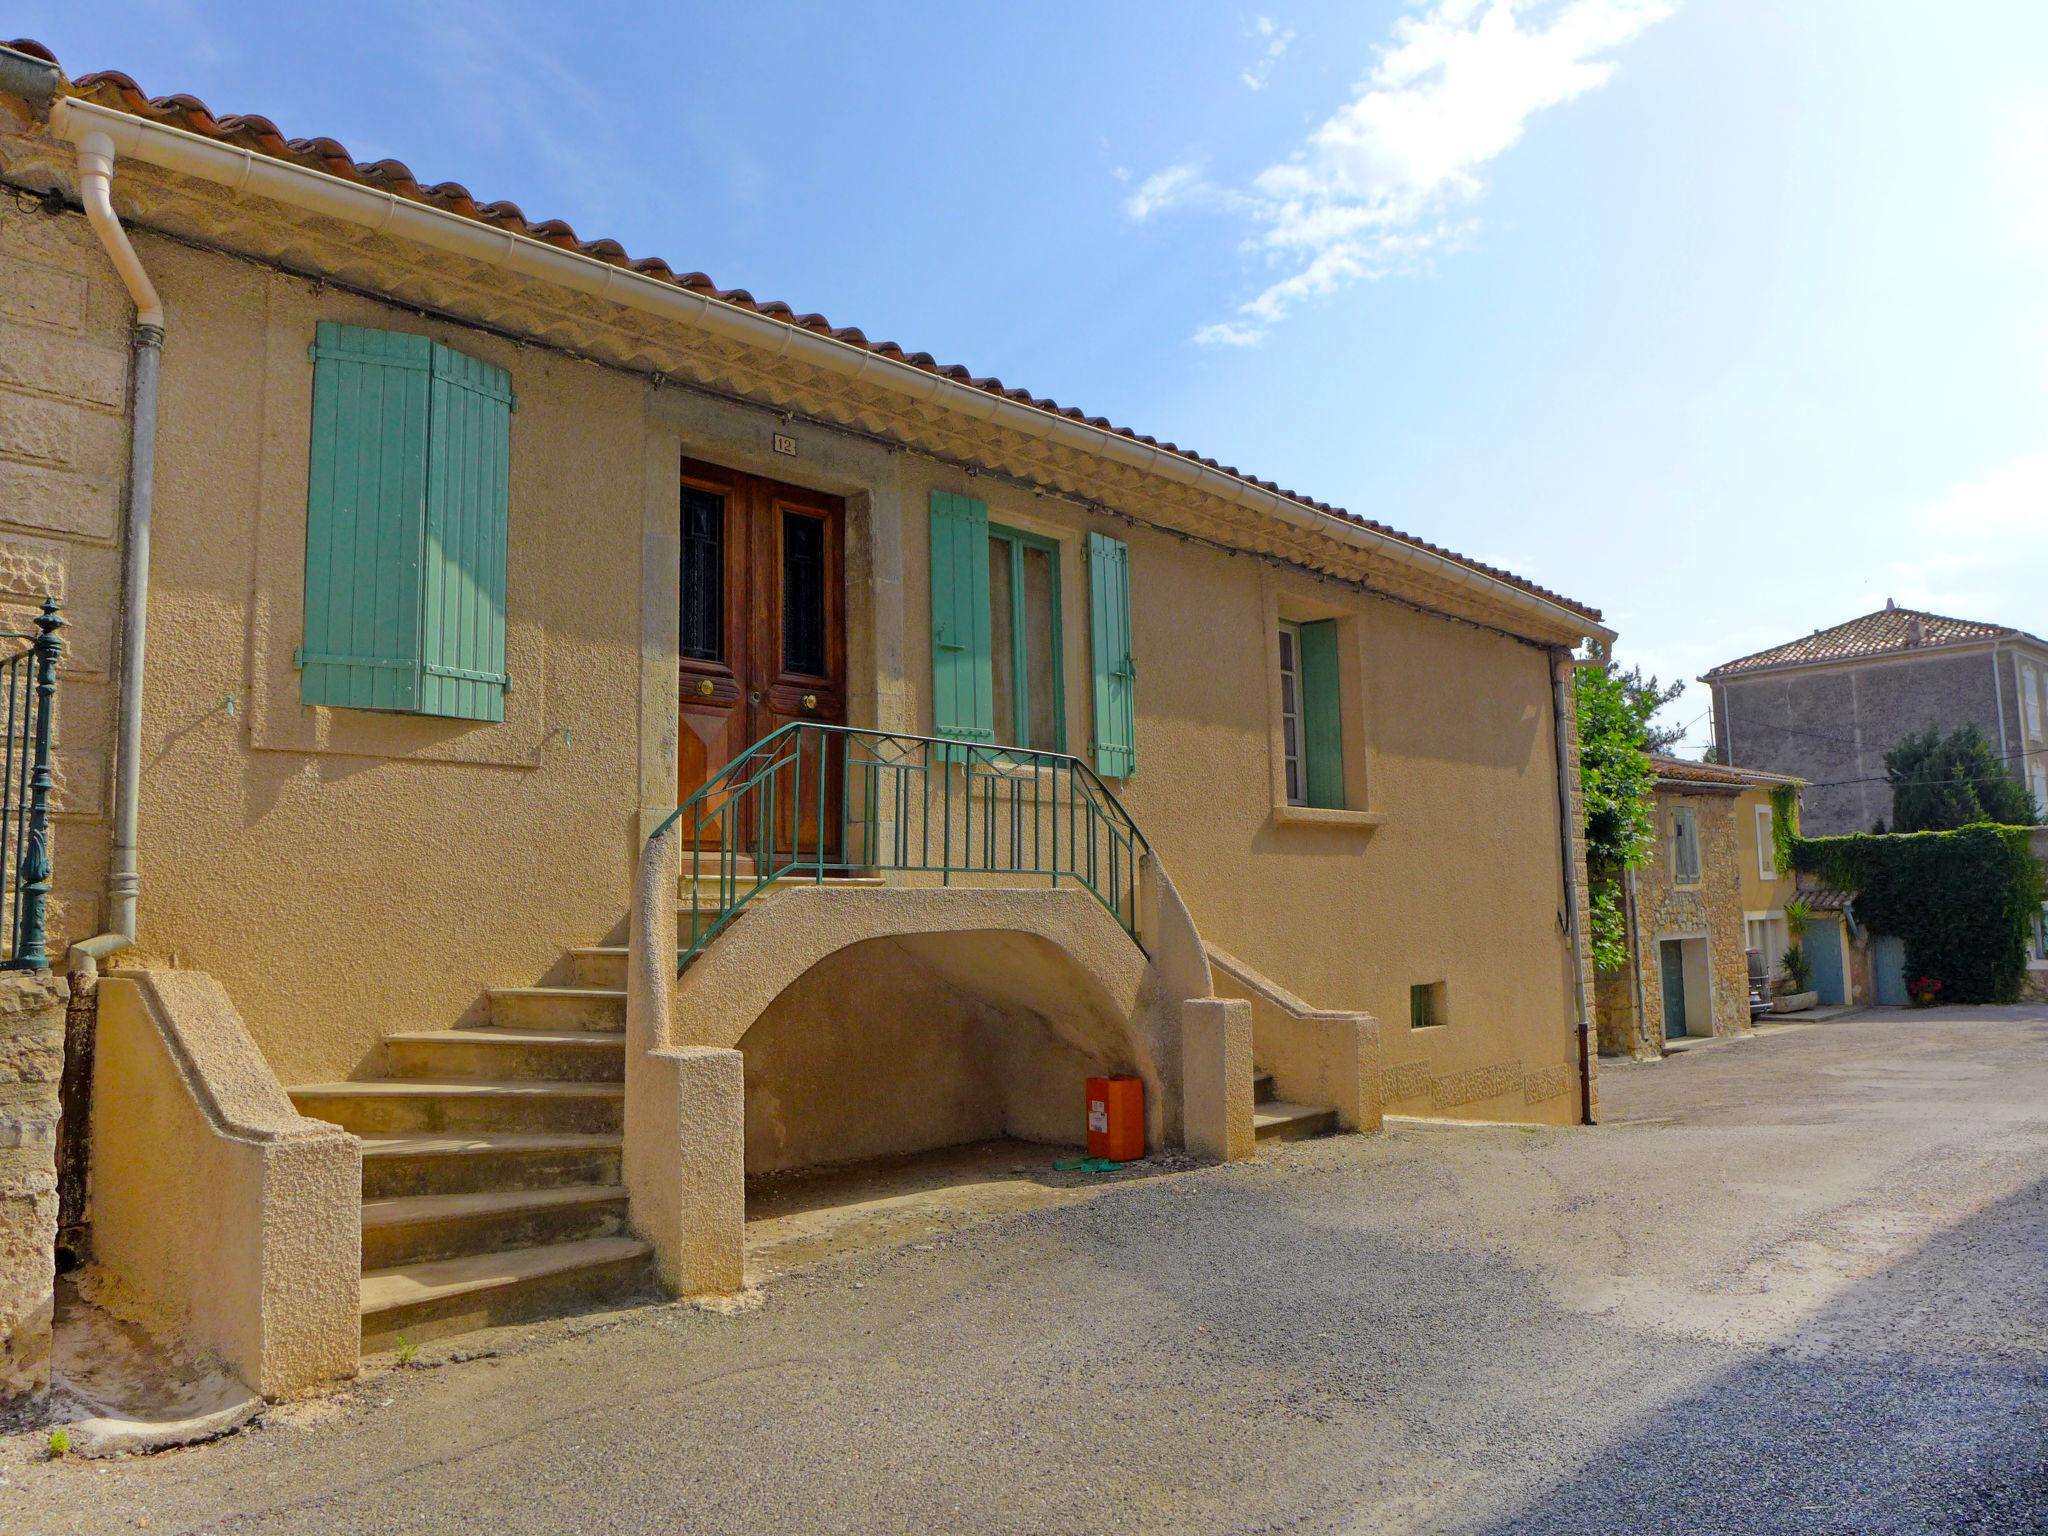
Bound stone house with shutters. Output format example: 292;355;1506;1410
0;42;1613;1401
1593;756;1798;1058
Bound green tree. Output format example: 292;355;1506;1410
1617;666;1687;752
1576;664;1661;971
1885;725;2041;831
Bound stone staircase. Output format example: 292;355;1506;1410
288;870;884;1353
289;952;646;1353
1251;1068;1337;1143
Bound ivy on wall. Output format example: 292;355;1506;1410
1792;824;2045;1004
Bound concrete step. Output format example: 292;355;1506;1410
359;1133;624;1201
361;1184;629;1270
291;1079;624;1137
565;947;629;989
360;1235;653;1352
1254;1100;1338;1143
382;1029;624;1083
487;986;625;1031
1253;1070;1276;1106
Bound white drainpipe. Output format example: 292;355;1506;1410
67;128;164;977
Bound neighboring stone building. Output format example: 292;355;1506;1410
1595;757;1795;1058
1703;602;2048;837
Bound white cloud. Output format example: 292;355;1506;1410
1124;162;1206;221
1155;0;1675;344
1193;320;1269;347
1242;16;1297;91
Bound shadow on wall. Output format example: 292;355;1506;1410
1471;1176;2048;1535
734;931;1135;1177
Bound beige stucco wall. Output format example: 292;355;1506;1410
120;232;654;1086
88;971;358;1397
1735;785;1798;917
738;936;1111;1174
21;198;1588;1131
883;463;1587;1124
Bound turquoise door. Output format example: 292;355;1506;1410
1659;941;1688;1037
1806;916;1846;1005
1873;934;1909;1005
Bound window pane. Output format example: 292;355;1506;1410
1278;624;1305;806
989;539;1016;743
1020;544;1058;750
679;487;724;662
781;510;827;676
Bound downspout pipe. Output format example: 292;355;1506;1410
1550;649;1598;1123
67;128;163;977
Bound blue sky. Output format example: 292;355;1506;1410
19;0;2047;752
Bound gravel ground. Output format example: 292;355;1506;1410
4;1006;2043;1535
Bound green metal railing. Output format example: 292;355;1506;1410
651;723;1150;968
0;598;61;971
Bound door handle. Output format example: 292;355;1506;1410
694;677;715;697
801;693;819;711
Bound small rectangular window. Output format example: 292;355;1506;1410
1756;804;1776;881
1278;622;1306;805
781;509;828;677
679;486;724;662
1409;981;1447;1029
1672;805;1702;885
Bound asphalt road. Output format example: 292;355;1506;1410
7;1007;2044;1535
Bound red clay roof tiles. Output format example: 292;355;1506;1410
5;38;1603;625
1702;605;2024;681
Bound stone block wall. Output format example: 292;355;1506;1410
1627;787;1749;1050
0;970;67;1404
0;198;130;957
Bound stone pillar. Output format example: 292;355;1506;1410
1180;997;1254;1162
0;971;68;1405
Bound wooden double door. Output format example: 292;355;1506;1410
678;458;846;859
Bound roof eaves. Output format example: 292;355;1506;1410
6;39;1611;631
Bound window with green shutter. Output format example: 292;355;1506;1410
299;321;513;721
1086;531;1136;778
929;490;994;759
1277;618;1346;809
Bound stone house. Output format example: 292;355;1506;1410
0;43;1612;1401
1703;601;2048;837
1595;756;1799;1058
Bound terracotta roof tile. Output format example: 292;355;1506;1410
1648;753;1798;789
4;39;1604;626
1703;605;2026;681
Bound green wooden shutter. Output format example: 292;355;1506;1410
301;322;431;711
1298;618;1345;809
929;491;994;757
1087;531;1137;778
420;341;513;722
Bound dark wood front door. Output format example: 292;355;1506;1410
678;458;846;859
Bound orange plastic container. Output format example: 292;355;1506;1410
1086;1075;1145;1162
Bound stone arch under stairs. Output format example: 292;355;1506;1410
672;885;1177;1151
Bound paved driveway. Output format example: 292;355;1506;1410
7;1008;2044;1534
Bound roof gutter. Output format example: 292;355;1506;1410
0;42;60;109
48;95;1612;650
